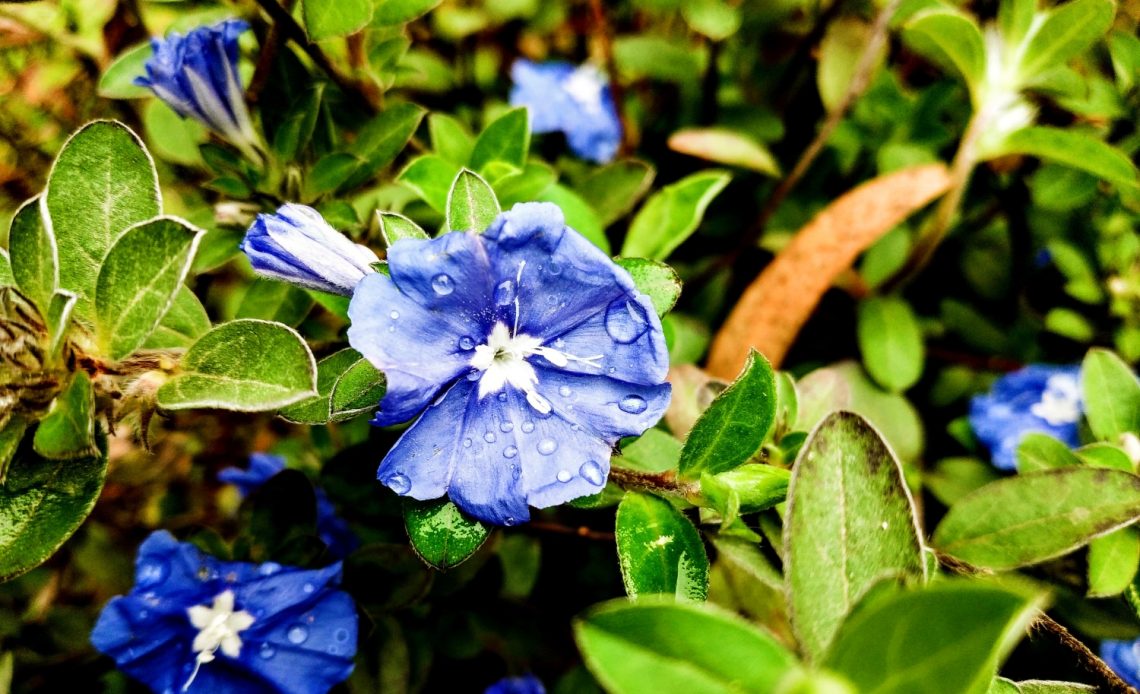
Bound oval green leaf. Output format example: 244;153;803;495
615;492;709;601
8;197;57;313
621;170;730;261
615;258;681;318
1081;348;1140;442
446;169;500;233
857;296;924;392
403;498;489;570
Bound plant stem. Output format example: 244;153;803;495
608;466;702;502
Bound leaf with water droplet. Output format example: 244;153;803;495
615;492;708;601
615;258;681;318
404;498;490;570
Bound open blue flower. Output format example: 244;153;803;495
91;531;357;694
1102;639;1140;688
347;202;670;525
969;364;1083;470
241;204;379;296
219;453;359;559
486;674;546;694
136;19;263;163
510;59;622;163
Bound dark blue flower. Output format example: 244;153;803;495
219;453;359;559
347;202;671;526
510;59;622;164
485;674;546;694
1102;640;1140;688
91;531;357;694
136;19;263;163
240;204;379;296
969;364;1083;471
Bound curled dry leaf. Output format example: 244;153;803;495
707;164;951;377
664;363;727;439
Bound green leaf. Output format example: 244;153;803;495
94;216;203;361
681;0;741;40
1016;433;1082;472
902;10;986;99
428;113;474;165
445;169;500;233
0;438;107;581
857;296;925;392
0;418;26;485
8;197;57;313
933;467;1140;569
1088;527;1140;597
615;492;709;601
330;357;385;420
157;319;318;412
98;42;153;99
469;108;530;174
303;0;372;40
621;170;730;261
143;286;211;349
278;349;361;424
43;121;161;314
398;154;462;213
1004;681;1098;693
986;127;1138;189
614;36;705;83
667;129;781;176
678;350;776;478
235;279;315;327
1018;0;1115;82
340;103;427;190
538;184;609;253
0;250;11;286
701;464;790;515
373;0;442;25
143;101;207;167
378;210;429;245
1075;443;1134;472
998;0;1036;48
785;411;927;661
574;599;798;694
45;290;77;358
32;372;96;460
273;84;324;160
824;582;1042;694
615;258;681;317
307;153;367;197
577;159;655;226
1081;348;1140;441
494;161;557;207
403;498;489;570
818;17;888;112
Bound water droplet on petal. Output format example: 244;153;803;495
258;562;282;576
500;421;514;433
334;629;350;643
389;310;400;319
504;516;516;526
302;582;315;594
604;297;650;344
137;560;167;586
580;461;605;486
619;394;648;414
547;262;562;275
459;336;475;350
467;370;481;381
558;385;572;397
538;438;557;455
497;392;508;402
484;431;497;443
287;625;309;644
138;609;149;620
607;367;617;375
494;280;516;306
504;446;518;459
431;274;454;295
557;470;572;483
521;421;535;433
259;644;276;659
510;463;521;479
463;438;472;448
386;473;411;495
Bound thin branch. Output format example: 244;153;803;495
252;0;379;113
587;0;632;153
527;521;615;542
608;466;702;501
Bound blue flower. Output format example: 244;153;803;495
136;19;263;163
968;364;1083;470
347;202;670;526
219;453;359;559
1102;639;1140;688
91;531;357;694
486;674;546;694
241;204;379;296
510;59;622;164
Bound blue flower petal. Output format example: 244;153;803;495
509;59;621;163
543;292;669;384
486;674;547;694
532;367;671;443
1103;640;1140;688
349;272;476;425
386;230;495;319
509;60;575;134
219;452;285;497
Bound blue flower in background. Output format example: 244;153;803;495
136;19;263;163
969;364;1083;471
347;202;670;526
241;204;379;296
91;531;357;694
510;59;622;163
1102;640;1140;688
486;674;546;694
219;453;359;559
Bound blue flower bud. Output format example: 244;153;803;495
241;204;379;296
135;19;263;163
509;60;622;164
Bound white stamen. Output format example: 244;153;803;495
183;590;254;691
1030;374;1082;426
564;65;606;115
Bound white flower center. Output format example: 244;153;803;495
183;590;254;691
1030;374;1081;426
563;65;606;114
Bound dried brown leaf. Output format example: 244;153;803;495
707;164;951;377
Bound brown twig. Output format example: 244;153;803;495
608;466;702;501
527;521;615;542
252;0;379;113
587;0;632;153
